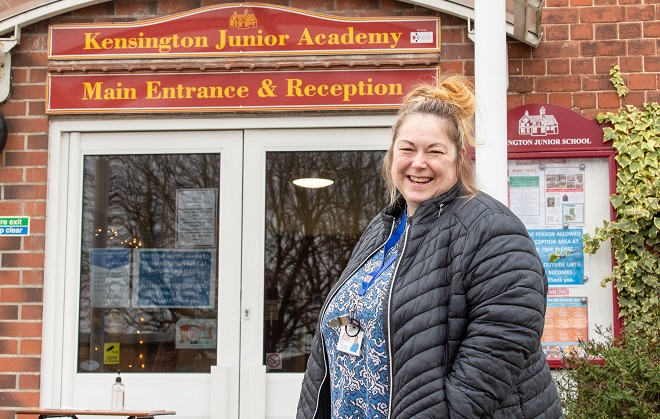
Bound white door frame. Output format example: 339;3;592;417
42;115;395;416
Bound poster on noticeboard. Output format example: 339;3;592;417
507;103;615;361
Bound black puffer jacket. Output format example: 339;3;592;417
297;184;564;418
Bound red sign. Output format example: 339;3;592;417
46;68;439;114
507;104;608;153
48;3;440;59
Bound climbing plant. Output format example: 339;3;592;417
555;65;660;418
581;65;660;334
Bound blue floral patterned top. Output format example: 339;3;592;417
321;226;403;419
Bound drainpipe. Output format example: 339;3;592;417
474;0;508;205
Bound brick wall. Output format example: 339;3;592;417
508;0;660;118
0;0;658;417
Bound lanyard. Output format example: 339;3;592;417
358;211;407;296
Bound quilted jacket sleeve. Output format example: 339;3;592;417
445;206;548;418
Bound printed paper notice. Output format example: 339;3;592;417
90;248;131;308
542;297;588;358
177;189;218;247
134;249;216;308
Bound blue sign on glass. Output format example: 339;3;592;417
529;229;584;286
135;249;216;308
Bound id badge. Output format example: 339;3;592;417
336;324;364;356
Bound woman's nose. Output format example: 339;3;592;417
411;152;427;169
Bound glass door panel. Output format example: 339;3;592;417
241;128;390;419
65;131;242;419
78;153;221;374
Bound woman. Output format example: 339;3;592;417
297;75;563;418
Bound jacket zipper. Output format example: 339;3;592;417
386;204;443;418
311;219;397;419
385;220;410;419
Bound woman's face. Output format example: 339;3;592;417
391;114;459;216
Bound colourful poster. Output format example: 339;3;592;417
134;249;216;308
542;297;589;358
529;228;585;286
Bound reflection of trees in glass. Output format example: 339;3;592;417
78;153;220;373
264;151;388;372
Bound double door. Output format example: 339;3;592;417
54;127;389;418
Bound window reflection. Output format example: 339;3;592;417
264;151;388;372
78;153;220;373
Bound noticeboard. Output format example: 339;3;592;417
507;104;617;365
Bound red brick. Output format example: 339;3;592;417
19;305;43;321
627;5;657;21
573;92;597;108
595;23;618;40
28;68;48;84
0;306;18;320
26;134;48;150
0;374;16;389
0;389;40;407
440;61;465;75
545;25;569;41
598;91;623;108
619;56;643;73
547;0;570;6
507;94;524;109
70;1;115;17
0;323;42;340
0;270;20;286
570;0;592;5
5;118;49;135
628;73;658;90
0;168;23;183
157;0;202;14
571;58;595;74
439;44;474;60
522;93;549;104
645;55;660;72
21;271;43;286
2;185;48;200
0;340;18;355
441;28;464;44
523;59;546;75
23;236;45;253
570;24;593;40
114;1;158;16
533;41;580;58
0;202;22;214
619;22;642;39
627;39;656;56
508;42;533;59
19;340;42;356
547;59;570;75
595;56;619;73
581;40;626;57
548;93;572;108
0;237;21;251
536;75;581;92
508;59;524;76
543;8;580;24
2;134;25;151
508;77;535;93
583;74;614;91
643;21;660;38
580;6;625;23
0;287;42;303
0;101;27;117
27;101;46;118
18;374;40;390
27;219;45;235
624;91;646;109
25;168;47;183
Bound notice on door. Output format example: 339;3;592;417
177;189;218;247
134;249;216;308
90;248;131;308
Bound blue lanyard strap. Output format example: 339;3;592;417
358;212;407;296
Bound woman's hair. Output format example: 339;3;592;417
382;74;478;204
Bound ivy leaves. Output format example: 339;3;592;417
589;66;660;334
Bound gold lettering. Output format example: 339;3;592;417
296;27;403;48
215;30;288;50
82;81;136;100
286;78;403;102
84;33;102;50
